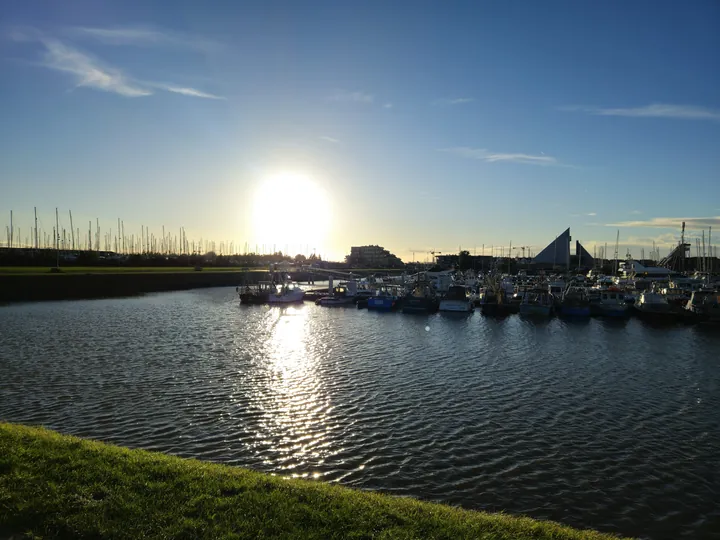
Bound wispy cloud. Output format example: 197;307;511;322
68;26;221;52
560;103;720;121
383;103;393;109
7;28;223;99
329;90;374;104
319;136;339;143
630;210;642;215
434;97;474;106
587;212;597;216
439;147;559;166
147;83;224;99
607;216;720;229
38;36;151;97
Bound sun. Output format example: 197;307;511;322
251;173;331;255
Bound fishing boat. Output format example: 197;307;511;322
478;275;516;315
519;289;554;316
634;291;676;319
367;285;403;312
317;282;356;306
267;282;305;304
590;288;630;317
237;281;274;305
684;290;720;323
559;286;591;317
439;285;474;312
402;280;439;314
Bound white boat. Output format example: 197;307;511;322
267;283;305;304
439;285;474;312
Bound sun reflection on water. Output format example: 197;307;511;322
248;305;335;477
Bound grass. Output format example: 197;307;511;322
0;423;628;540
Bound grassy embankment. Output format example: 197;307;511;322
0;423;628;539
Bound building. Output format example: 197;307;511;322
532;228;571;268
346;245;404;268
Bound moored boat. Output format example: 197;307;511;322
519;289;554;317
402;281;439;314
267;282;305;304
684;290;720;323
559;286;591;317
237;281;276;305
590;288;630;317
367;285;403;312
634;291;677;320
439;285;474;312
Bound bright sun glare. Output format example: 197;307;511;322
251;173;331;255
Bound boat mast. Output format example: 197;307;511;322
55;207;60;268
613;230;619;275
69;210;75;251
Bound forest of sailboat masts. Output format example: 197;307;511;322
1;208;322;258
1;208;717;262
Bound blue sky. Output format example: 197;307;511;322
1;0;719;261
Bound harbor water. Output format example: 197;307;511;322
1;287;718;539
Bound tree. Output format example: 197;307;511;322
458;250;471;271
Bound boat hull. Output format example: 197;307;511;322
559;305;591;317
439;300;473;312
591;304;630;317
267;291;305;304
318;296;354;307
519;305;552;317
367;297;399;311
402;297;439;314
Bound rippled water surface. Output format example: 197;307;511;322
1;287;719;539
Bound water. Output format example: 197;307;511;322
1;287;718;539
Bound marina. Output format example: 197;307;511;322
1;287;718;540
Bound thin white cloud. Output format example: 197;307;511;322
560;103;720;121
630;210;642;215
434;97;474;106
329;91;374;104
587;212;597;216
607;216;720;229
149;83;225;100
439;147;558;166
383;103;393;109
39;36;151;97
68;26;220;52
319;136;339;143
8;29;223;99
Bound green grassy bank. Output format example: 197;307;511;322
0;423;627;539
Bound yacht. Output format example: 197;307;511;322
439;285;474;312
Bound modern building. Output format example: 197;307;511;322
346;245;404;268
532;228;571;268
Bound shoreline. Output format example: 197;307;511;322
0;423;628;540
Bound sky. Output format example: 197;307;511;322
1;0;719;262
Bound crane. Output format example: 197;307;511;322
513;246;530;258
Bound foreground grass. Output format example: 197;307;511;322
0;424;627;540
